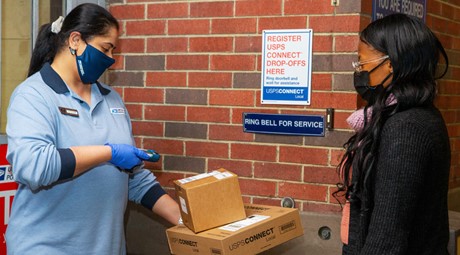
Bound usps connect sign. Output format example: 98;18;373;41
261;29;312;105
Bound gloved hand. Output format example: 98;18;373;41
105;143;150;170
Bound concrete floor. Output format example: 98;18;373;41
125;202;460;255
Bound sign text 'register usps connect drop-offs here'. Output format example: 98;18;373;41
261;29;312;105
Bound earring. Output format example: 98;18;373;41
69;47;76;56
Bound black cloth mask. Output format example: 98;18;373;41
353;59;392;104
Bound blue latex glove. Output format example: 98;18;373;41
106;143;150;170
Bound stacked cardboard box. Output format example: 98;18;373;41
168;168;304;254
167;204;304;255
174;168;246;233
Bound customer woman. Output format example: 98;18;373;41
6;3;180;254
337;13;450;254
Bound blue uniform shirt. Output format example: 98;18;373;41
5;63;165;255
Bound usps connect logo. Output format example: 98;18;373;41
110;108;125;114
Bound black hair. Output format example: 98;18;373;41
334;14;449;210
27;3;119;77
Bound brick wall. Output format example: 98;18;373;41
425;1;460;191
107;0;460;214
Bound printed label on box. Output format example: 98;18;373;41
177;170;232;184
179;196;188;215
213;171;232;180
219;215;270;232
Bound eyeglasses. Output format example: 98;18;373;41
352;55;389;72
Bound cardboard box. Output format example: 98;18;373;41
174;168;246;233
166;204;304;255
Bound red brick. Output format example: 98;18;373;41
441;2;456;20
258;17;307;32
242;196;251;203
147;3;188;18
441;110;456;125
437;95;460;109
143;138;184;155
279;146;328;165
304;166;339;185
167;55;209;70
450;36;460;51
117;38;144;53
231;144;277;161
207;159;253;177
185;141;229;158
209;90;255;106
169;20;210;35
110;55;124;70
301;201;342;214
126;20;166;36
125;103;142;119
212;18;257;34
210;55;256;71
448;125;460;137
311;73;332;91
142;159;162;171
209;124;254;142
124;88;164;103
361;0;372;15
239;178;277;196
110;4;144;20
190;2;233;17
310;15;360;33
310;92;357;109
146;72;187;87
313;35;333;52
236;0;282;16
187;107;231;123
331;149;345;167
145;105;186;121
235;36;262;53
279;182;328;202
154;172;185;188
190;37;233;52
285;0;335;14
252;198;282;207
427;0;442;15
335;35;360;52
147;38;188;53
113;87;123;95
188;72;232;88
334;111;354;130
132;121;163;137
254;162;302;181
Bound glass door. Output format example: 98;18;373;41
0;0;65;133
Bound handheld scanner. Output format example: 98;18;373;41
144;149;160;162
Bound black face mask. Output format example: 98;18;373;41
353;59;392;104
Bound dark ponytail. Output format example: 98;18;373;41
27;24;60;77
27;3;119;77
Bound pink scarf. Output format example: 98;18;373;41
346;94;397;132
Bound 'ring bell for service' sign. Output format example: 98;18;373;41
261;29;313;105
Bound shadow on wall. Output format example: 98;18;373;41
124;202;342;255
449;187;460;212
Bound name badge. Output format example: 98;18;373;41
58;107;79;117
110;108;125;114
